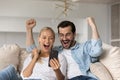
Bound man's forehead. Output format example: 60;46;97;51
59;30;72;35
59;26;72;30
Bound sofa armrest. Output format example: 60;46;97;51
90;62;113;80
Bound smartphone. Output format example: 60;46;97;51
48;50;58;67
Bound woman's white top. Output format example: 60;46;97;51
21;53;67;80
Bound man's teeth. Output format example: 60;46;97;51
63;41;69;44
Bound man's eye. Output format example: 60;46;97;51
50;37;54;40
59;34;63;37
66;33;71;36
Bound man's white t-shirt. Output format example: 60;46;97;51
62;49;83;79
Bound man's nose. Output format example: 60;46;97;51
63;35;67;40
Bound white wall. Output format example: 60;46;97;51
0;18;88;48
0;0;111;47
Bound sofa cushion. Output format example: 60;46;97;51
90;62;113;80
18;48;29;73
100;43;120;80
0;44;20;70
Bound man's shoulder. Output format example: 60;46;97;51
53;45;62;50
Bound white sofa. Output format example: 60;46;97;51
90;43;120;80
0;43;120;80
0;44;29;74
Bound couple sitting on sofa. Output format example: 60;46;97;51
0;17;102;80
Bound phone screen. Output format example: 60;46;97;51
48;50;58;67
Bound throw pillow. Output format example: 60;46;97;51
0;44;20;71
18;48;29;73
100;43;120;80
90;62;113;80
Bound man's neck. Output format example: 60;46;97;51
71;40;76;47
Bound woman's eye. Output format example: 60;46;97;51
50;37;54;40
42;37;46;39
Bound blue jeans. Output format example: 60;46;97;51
68;75;98;80
0;65;22;80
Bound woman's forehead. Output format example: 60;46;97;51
40;29;54;36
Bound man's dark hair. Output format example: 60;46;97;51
57;20;76;33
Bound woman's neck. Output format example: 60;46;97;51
39;52;49;57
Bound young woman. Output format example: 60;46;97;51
21;19;67;80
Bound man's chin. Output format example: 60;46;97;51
61;43;70;49
63;45;70;49
64;47;69;49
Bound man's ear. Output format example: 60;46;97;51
74;32;76;37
